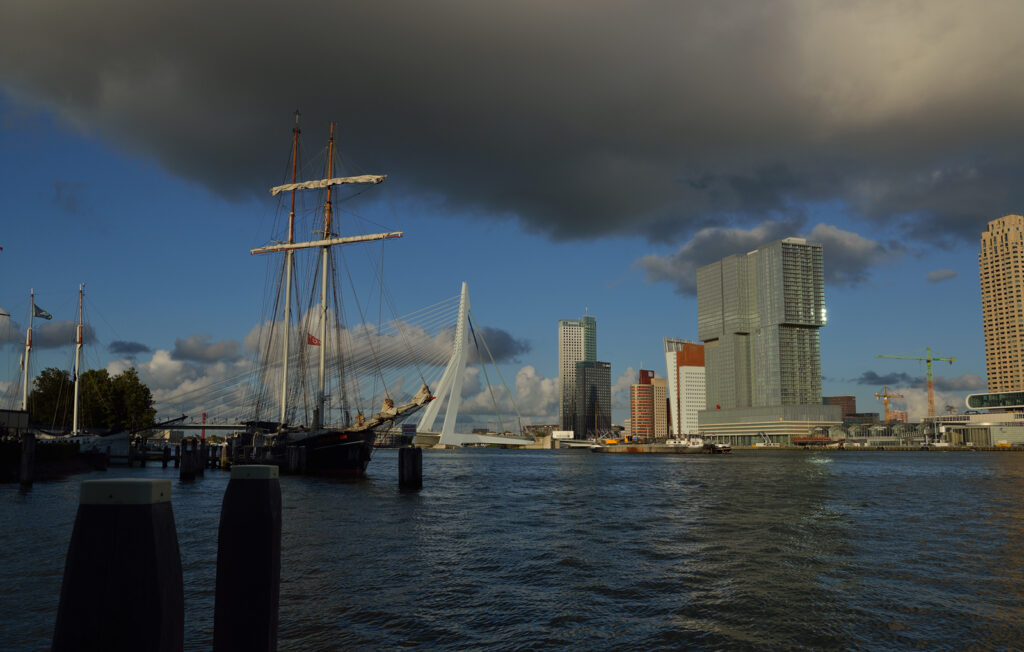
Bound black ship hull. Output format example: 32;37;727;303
291;429;376;476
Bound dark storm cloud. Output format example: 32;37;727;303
855;370;982;392
927;269;958;283
635;221;899;295
171;334;241;363
109;340;152;355
2;1;1023;243
933;374;984;391
855;371;921;387
33;322;96;349
467;326;531;364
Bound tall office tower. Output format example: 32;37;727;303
558;315;597;431
980;215;1024;391
696;237;839;444
630;382;654;438
652;377;668;437
575;360;611;437
630;369;655;438
664;338;705;435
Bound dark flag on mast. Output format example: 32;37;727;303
33;304;52;320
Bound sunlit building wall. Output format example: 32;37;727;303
979;214;1024;392
665;338;705;435
696;237;839;444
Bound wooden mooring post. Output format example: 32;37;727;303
214;465;281;652
52;478;183;651
399;446;422;490
19;432;35;488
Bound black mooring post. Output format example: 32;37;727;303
214;465;281;652
19;432;35;488
399;446;423;490
52;479;184;652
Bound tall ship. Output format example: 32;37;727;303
242;115;433;475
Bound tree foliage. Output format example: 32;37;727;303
28;366;156;433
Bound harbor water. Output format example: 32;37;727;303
3;449;1024;649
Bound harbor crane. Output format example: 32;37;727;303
874;385;904;424
876;348;955;419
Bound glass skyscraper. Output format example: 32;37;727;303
558;315;597;432
696;237;839;444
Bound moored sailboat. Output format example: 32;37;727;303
243;116;432;475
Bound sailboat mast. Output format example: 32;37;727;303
279;111;300;429
72;283;84;435
21;288;34;412
316;122;335;426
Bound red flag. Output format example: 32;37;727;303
307;333;321;346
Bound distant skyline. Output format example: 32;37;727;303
2;1;1019;427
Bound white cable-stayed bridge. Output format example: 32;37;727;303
152;283;533;447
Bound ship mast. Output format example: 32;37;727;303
279;112;300;430
20;289;34;411
250;119;402;430
72;283;84;435
315;122;336;430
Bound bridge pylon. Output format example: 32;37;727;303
418;282;470;446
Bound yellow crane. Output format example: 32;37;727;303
876;348;956;419
874;385;904;424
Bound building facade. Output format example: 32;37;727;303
558;315;597;432
630;382;654;438
664;338;705;435
575;360;611;438
696;237;840;443
980;215;1024;392
652;377;668;437
823;395;857;418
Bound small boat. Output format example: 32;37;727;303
665;436;704;452
703;441;732;454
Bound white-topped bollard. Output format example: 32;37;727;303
214;465;281;652
53;479;184;652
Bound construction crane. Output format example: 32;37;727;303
876;347;956;419
874;385;904;424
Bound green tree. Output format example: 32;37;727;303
27;366;156;433
110;368;156;432
27;367;73;429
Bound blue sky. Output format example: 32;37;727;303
1;1;1018;427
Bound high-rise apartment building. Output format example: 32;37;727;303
664;338;705;435
980;215;1024;392
630;382;654;438
558;315;597;431
696;237;840;444
652;377;668;437
630;371;669;439
575;360;611;437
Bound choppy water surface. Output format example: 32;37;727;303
3;450;1024;650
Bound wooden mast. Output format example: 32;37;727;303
279;112;300;429
21;289;34;412
315;122;335;430
72;283;84;434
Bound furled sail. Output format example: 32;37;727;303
269;175;386;196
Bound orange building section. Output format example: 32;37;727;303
676;343;704;367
